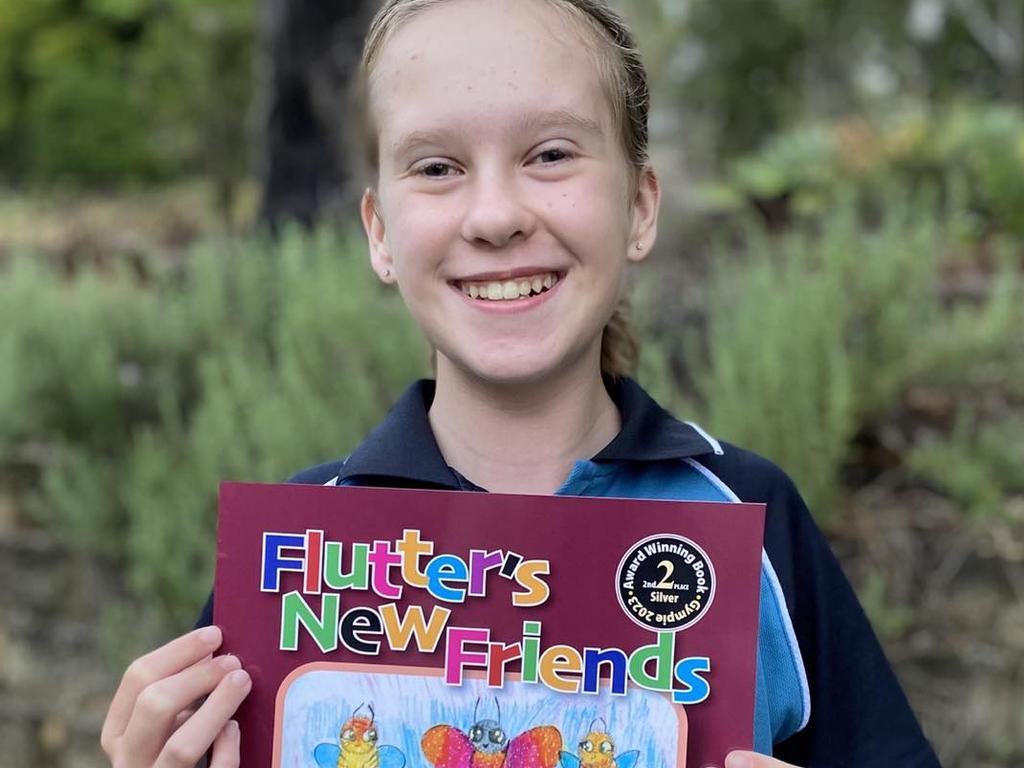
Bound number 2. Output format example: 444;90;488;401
655;560;675;588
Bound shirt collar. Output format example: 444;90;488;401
336;378;717;489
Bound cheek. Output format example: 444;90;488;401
383;202;459;268
539;174;631;243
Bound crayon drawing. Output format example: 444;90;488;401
275;665;682;768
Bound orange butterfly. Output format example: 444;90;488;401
422;698;562;768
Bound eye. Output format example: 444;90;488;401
365;730;378;743
341;729;356;741
470;727;483;742
580;740;594;752
599;741;614;754
536;148;570;164
490;729;506;744
415;161;460;178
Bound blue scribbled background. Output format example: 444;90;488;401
280;668;680;768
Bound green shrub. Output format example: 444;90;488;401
909;410;1024;519
643;187;1024;518
0;0;253;188
709;104;1024;237
0;226;424;634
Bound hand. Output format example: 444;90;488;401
718;751;802;768
101;626;252;767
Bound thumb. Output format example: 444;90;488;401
725;751;802;768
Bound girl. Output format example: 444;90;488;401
100;1;939;767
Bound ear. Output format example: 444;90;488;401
628;164;660;263
361;187;396;283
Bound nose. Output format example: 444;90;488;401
460;168;536;248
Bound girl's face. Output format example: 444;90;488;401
362;0;659;387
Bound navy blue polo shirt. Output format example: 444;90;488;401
198;378;939;767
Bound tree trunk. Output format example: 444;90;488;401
259;0;376;227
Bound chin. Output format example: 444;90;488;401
443;342;590;389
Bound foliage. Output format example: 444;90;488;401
647;0;1023;158
0;0;253;192
706;104;1024;237
0;226;424;632
645;187;1024;518
909;411;1024;518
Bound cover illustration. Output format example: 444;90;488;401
215;483;766;768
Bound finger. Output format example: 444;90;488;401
208;720;241;768
102;626;222;752
155;668;252;768
725;751;802;768
172;708;197;732
118;654;242;765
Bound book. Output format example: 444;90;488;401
216;482;766;768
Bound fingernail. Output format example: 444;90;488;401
227;720;240;737
725;753;751;768
197;626;221;646
217;654;241;671
228;669;251;688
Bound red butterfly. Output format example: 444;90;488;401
421;699;562;768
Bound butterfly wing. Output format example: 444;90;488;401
313;743;341;768
615;751;640;768
506;726;563;768
558;751;581;768
422;724;474;768
379;745;407;768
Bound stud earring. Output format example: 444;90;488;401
382;268;391;280
635;242;643;251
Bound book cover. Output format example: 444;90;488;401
215;483;766;768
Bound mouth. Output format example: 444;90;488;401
453;271;561;302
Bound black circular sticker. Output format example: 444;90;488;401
616;534;716;632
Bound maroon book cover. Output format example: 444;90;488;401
215;483;766;768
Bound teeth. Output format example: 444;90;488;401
459;273;560;301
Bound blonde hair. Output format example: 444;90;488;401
356;0;648;378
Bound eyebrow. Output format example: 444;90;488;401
390;109;605;159
515;109;604;137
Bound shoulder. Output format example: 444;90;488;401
690;440;803;508
286;458;347;485
685;441;824;630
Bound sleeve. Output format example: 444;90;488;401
703;446;940;768
194;591;214;629
191;459;346;630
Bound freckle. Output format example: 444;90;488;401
466;85;473;92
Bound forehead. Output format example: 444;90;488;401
369;0;612;146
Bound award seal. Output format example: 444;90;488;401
616;534;716;632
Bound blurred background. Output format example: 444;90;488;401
0;0;1022;765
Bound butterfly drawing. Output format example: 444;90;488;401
421;698;563;768
314;702;407;768
559;719;639;768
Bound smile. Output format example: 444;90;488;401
456;272;560;301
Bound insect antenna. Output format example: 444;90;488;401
368;703;375;725
495;697;501;726
473;697;481;725
589;717;608;733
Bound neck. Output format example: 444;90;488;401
428;354;621;495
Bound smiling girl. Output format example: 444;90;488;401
99;2;940;767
